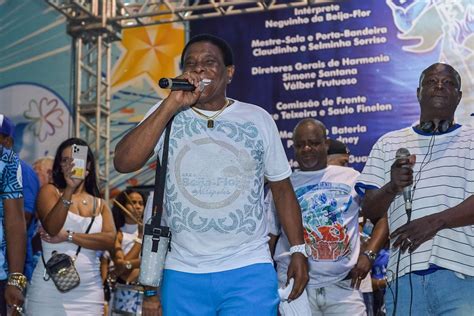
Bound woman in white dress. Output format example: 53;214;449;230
26;138;116;316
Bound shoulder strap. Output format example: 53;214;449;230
151;117;174;226
41;215;96;266
74;215;96;258
93;197;100;216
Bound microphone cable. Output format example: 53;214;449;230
391;133;437;316
408;133;436;316
411;133;436;203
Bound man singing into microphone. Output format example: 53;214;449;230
114;34;308;315
355;63;474;315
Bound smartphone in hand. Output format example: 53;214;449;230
71;144;88;179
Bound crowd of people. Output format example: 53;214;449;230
1;34;473;316
0;126;148;315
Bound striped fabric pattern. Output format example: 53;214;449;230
356;125;474;278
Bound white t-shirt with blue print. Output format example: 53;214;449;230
143;99;292;273
0;146;23;280
267;166;361;288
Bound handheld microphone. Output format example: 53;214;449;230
395;148;413;216
158;78;211;91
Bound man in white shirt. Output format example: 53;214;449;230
267;118;387;315
115;34;308;316
356;63;474;315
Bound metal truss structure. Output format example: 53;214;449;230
48;0;333;28
46;0;331;197
114;0;333;28
46;0;121;200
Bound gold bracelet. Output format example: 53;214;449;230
7;272;27;293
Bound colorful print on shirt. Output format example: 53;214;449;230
296;182;353;261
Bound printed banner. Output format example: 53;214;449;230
191;0;474;171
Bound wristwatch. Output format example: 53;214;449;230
67;230;74;242
125;261;132;270
61;197;73;207
289;244;310;258
362;250;377;262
